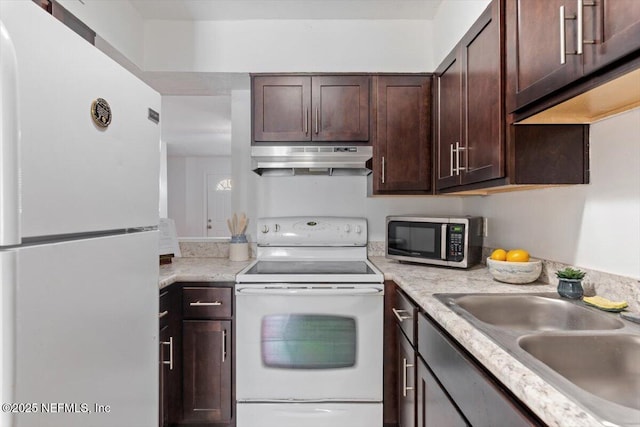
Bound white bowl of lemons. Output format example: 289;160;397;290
486;249;542;284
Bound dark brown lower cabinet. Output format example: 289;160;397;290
159;282;234;427
416;357;468;427
159;324;171;427
182;320;232;424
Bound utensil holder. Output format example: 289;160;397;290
229;234;249;261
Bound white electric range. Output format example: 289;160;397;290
235;216;384;427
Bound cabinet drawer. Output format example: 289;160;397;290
183;287;232;319
159;290;171;328
393;290;417;344
418;312;537;426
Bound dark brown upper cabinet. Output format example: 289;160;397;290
511;0;640;111
435;0;504;191
372;75;432;194
252;74;370;143
435;0;590;195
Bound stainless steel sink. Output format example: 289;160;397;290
519;334;640;411
435;292;640;426
451;294;624;331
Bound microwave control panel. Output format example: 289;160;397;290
447;224;465;261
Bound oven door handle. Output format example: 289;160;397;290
235;287;383;296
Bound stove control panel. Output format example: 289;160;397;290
257;217;368;246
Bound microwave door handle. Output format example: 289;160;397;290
441;224;448;260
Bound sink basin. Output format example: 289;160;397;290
436;292;640;425
519;334;640;410
451;294;624;331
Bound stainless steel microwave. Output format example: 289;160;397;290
386;216;484;268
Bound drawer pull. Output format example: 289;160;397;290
161;337;174;371
189;300;222;307
222;329;227;363
392;308;412;322
403;358;415;397
158;310;169;319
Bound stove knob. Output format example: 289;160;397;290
261;225;269;234
344;224;351;233
355;225;362;234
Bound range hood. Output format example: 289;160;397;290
251;145;372;176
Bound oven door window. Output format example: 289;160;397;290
261;314;356;369
387;221;442;259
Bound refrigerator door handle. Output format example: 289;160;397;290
0;21;21;246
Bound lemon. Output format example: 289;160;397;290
506;249;530;262
490;248;507;261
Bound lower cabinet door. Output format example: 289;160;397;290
182;320;232;423
397;328;416;427
416;357;468;427
159;324;170;427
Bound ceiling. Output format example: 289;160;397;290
130;0;444;21
130;0;444;157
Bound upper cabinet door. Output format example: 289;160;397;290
435;50;463;191
253;76;312;142
582;0;640;75
513;0;583;110
461;0;504;185
311;75;370;142
374;75;431;193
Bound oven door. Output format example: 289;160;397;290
235;284;383;402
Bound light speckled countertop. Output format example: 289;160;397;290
159;257;251;289
369;256;612;427
158;256;623;426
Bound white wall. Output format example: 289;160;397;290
255;177;464;241
228;90;463;242
143;19;434;72
58;0;145;67
432;0;491;66
463;108;640;279
167;156;232;237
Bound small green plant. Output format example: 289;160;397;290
555;267;586;280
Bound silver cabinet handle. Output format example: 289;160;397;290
456;141;466;172
381;156;386;184
402;358;415;397
304;108;309;134
315;107;319;134
189;300;222;306
450;143;455;176
560;5;567;64
392;308;412;322
161;336;174;371
560;5;578;64
222;329;227;363
159;310;169;319
579;0;597;50
577;0;584;55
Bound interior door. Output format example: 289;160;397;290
206;173;232;237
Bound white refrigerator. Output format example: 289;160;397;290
1;2;160;426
